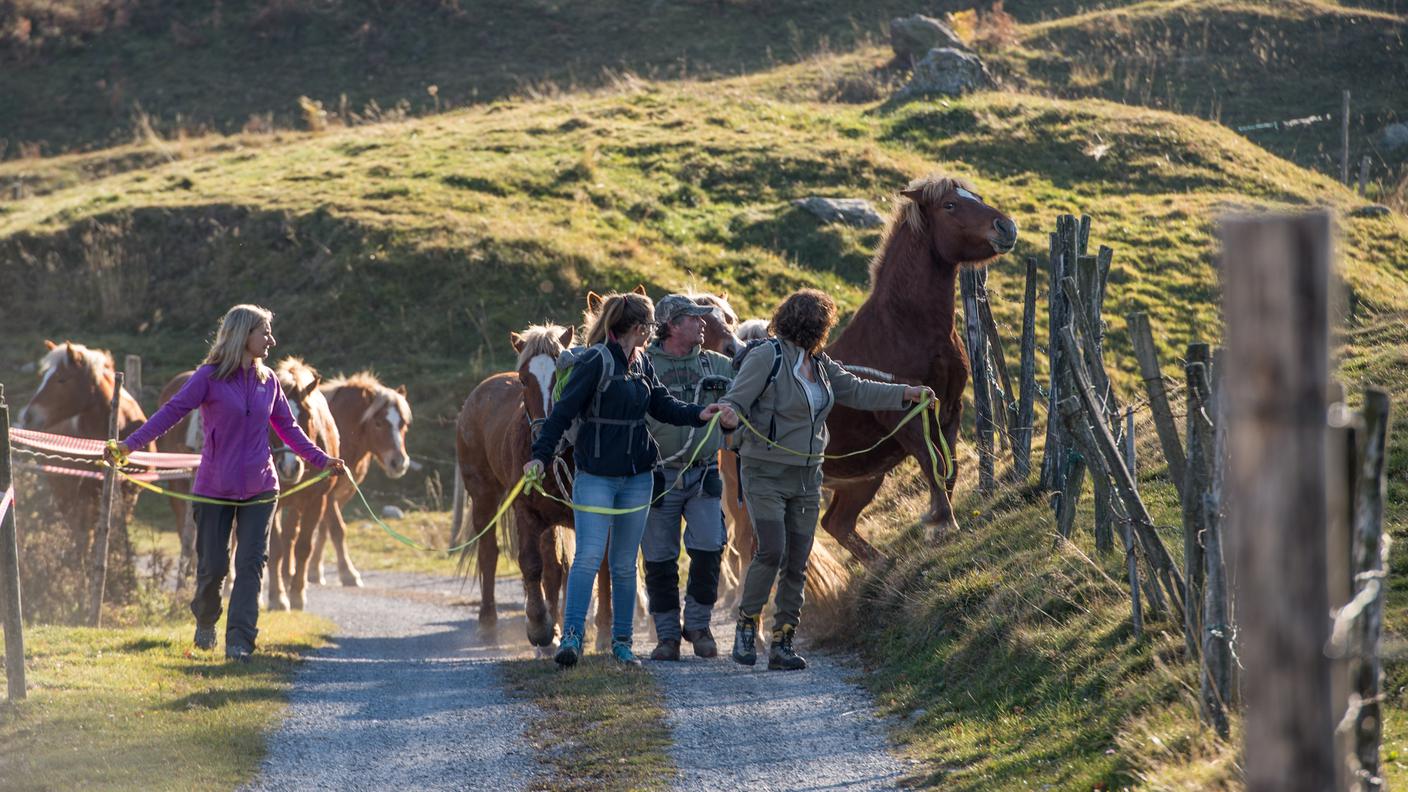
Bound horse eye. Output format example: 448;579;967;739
943;202;956;210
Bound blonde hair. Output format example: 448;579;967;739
584;292;654;347
204;304;274;381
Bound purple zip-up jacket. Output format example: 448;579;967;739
122;363;330;500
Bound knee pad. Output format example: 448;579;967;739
643;559;680;614
685;548;722;605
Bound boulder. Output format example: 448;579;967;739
381;505;406;519
890;14;967;61
1348;204;1391;218
1378;122;1408;151
793;197;886;228
896;47;993;100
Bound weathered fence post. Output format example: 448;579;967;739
1357;156;1371;197
1182;355;1213;663
1223;210;1335;791
0;386;27;702
123;354;142;403
1129;312;1187;496
978;291;1018;457
1202;347;1233;739
1041;219;1072;497
451;462;467;544
87;371;124;627
1341;90;1352;186
1015;256;1039;480
962;267;995;494
1350;389;1390;789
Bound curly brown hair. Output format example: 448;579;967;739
769;289;836;355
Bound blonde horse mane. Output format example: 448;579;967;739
275;356;319;392
736;318;769;341
323;371;412;425
514;323;572;369
685;292;739;327
39;341;112;380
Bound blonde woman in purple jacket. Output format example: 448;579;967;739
109;305;344;662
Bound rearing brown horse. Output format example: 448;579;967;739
821;174;1017;563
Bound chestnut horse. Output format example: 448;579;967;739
266;357;340;610
18;341;149;589
307;373;412;587
820;174;1017;562
456;323;621;651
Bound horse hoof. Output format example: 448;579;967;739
268;594;291;612
308;567;326;585
535;644;558;660
478;611;498;630
289;591;306;610
593;634;611;653
526;621;554;647
340;570;363;588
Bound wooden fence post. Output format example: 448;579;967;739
0;386;26;702
1129;312;1187;497
1341;90;1352;186
1350;389;1390;789
1041;219;1071;497
86;371;124;627
962;267;995;494
978;289;1018;457
123;354;142;403
1223;210;1335;791
1015;256;1039;480
1182;357;1213;663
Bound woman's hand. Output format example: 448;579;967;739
523;459;545;479
904;385;937;405
324;457;347;475
104;440;131;466
700;403;739;429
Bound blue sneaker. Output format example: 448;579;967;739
555;627;582;668
611;637;642;667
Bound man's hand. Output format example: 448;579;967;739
904;385;937;405
523;459;545;479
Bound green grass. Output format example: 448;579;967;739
501;656;674;791
0;611;333;791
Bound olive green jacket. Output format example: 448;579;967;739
721;337;908;467
645;342;735;466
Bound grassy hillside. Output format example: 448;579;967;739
987;0;1408;196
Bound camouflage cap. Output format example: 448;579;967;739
656;294;714;325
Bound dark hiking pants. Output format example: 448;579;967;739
192;492;275;652
737;460;821;632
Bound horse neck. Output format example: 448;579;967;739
333;391;376;464
850;227;960;346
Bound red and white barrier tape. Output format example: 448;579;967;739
11;427;202;469
0;485;12;526
13;460;193;483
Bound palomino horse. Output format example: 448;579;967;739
308;373;412;587
18;341;149;590
155;364;318;586
821;173;1018;562
456;324;618;651
266;358;340;610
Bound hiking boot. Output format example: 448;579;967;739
612;637;642;667
768;625;807;671
225;644;253;664
731;617;758;666
555;627;582;668
193;624;216;651
650;638;681;661
683;627;718;658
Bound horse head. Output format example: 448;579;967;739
899;175;1018;267
690;292;744;359
20;340;115;430
511;324;574;440
274;357;325;484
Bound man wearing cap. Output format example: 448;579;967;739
642;294;736;661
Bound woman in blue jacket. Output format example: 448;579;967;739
526;291;736;667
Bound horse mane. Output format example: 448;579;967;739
869;172;976;285
39;341;112;380
736;319;769;341
324;370;412;425
686;292;738;327
514;324;571;369
275;356;319;392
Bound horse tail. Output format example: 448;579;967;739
803;537;852;625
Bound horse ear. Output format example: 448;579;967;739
558;327;574;347
510;332;526;353
298;379;319;401
396;384;407;396
44;339;56;351
587;291;604;312
632;284;647;296
65;342;82;365
900;187;924;204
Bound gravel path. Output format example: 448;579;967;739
643;611;907;791
242;571;538;792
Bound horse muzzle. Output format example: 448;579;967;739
988;218;1019;254
381;452;411;479
275;451;305;484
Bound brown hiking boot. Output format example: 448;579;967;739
768;625;807;671
683;627;718;658
650;638;681;661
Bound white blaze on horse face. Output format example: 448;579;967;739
381;403;411;478
955;187;983;204
527;353;556;417
21;360;61;428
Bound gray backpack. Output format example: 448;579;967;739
552;344;647;455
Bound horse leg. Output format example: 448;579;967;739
518;511;553;648
308;518;328;584
476;518;499;631
720;450;752;607
171;495;196;589
540;528;564;631
266;506;292;611
326;500;363;587
289;502;320;610
820;475;887;565
593;557;613;652
895;398;962;536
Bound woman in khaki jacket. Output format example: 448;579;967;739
721;289;932;670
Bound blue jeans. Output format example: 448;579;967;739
563;470;653;640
